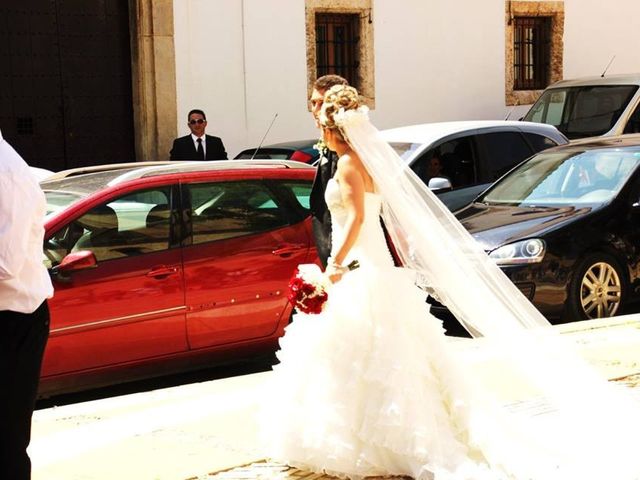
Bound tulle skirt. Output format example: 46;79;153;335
259;266;501;479
259;265;640;480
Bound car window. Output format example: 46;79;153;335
478;132;533;182
188;181;291;244
410;137;477;189
523;85;639;139
44;191;84;218
527;90;566;125
522;132;559;152
44;187;174;266
235;151;290;160
623;102;640;134
277;181;312;210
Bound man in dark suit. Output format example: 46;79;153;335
170;109;227;160
308;75;349;266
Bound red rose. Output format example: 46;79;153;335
301;282;316;295
287;267;328;315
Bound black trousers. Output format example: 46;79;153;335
0;301;50;480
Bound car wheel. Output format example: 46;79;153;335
566;253;626;321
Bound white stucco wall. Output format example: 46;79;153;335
173;0;311;158
173;0;640;157
173;1;247;157
563;0;640;79
372;0;506;129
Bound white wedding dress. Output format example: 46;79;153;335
261;105;640;480
262;179;507;479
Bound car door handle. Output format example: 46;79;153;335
272;244;306;257
146;265;179;278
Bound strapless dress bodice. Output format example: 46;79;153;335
324;178;394;268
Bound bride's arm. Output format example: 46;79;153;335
326;154;366;283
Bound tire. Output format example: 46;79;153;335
565;252;626;321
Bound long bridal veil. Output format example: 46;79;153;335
335;106;640;479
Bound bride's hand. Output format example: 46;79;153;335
325;264;345;283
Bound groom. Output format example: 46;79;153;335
308;75;349;266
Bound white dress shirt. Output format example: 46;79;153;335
0;131;53;313
191;133;206;156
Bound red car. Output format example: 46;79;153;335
39;160;317;397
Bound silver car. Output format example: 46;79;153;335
381;120;568;211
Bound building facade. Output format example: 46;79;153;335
2;0;639;169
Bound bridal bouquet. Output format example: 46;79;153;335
287;261;360;315
287;264;330;314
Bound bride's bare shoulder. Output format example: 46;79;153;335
337;150;364;171
336;151;372;188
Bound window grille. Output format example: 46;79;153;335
514;17;551;90
315;13;359;88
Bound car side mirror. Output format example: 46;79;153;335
52;250;97;275
428;177;452;191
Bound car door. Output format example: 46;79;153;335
42;185;187;377
182;178;312;349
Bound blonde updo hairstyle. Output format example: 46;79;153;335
319;85;360;139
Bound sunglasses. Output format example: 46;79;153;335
189;119;205;125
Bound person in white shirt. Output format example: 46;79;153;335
0;130;53;480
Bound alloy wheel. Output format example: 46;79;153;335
580;261;622;319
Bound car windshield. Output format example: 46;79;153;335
523;85;638;139
389;142;422;161
41;169;139;219
480;148;640;207
44;191;85;218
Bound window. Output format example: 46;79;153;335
276;181;313;211
505;2;564;106
525;90;566;125
513;17;551;91
188;182;291;245
623;102;640;134
411;137;477;189
45;187;173;265
479;132;533;182
523;132;560;152
524;85;639;139
305;0;374;107
315;13;360;87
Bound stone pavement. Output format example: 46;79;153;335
188;460;337;479
29;315;640;480
187;460;411;479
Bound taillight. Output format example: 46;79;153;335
290;150;313;163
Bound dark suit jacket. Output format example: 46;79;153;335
309;149;337;267
169;134;228;160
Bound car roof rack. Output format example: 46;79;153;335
46;161;175;181
107;159;315;186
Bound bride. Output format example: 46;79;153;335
260;85;640;479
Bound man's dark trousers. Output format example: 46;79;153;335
0;301;49;480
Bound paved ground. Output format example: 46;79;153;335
29;316;640;480
188;460;413;479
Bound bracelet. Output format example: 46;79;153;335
327;257;348;273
